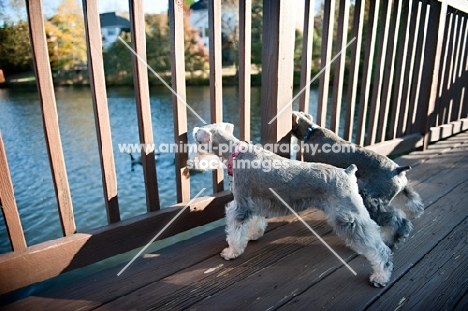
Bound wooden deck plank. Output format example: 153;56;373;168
0;191;233;295
93;211;333;310
278;172;468;310
1;213;299;310
368;217;468;310
187;235;356;311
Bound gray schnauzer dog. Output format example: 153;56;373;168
292;111;424;248
192;123;393;287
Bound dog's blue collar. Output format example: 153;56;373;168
303;125;319;142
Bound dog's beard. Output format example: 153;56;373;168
188;148;224;171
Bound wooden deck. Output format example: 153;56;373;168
3;131;468;310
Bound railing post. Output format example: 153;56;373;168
261;0;295;156
419;0;448;149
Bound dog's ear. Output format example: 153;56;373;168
305;113;313;122
292;111;299;127
216;122;234;134
195;127;212;143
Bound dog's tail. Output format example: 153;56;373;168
344;164;358;175
395;165;411;175
391;184;424;220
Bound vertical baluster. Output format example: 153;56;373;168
169;0;190;202
27;0;76;232
82;0;120;223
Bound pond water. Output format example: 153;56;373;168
0;84;323;255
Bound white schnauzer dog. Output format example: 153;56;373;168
192;123;393;287
292;111;424;248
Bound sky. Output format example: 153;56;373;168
97;0;168;14
1;0;169;23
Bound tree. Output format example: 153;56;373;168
44;0;87;70
0;0;31;77
0;21;31;76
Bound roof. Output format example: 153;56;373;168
99;12;131;29
190;0;208;11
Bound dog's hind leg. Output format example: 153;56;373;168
220;200;251;260
247;215;267;241
360;191;413;247
390;184;424;219
330;203;393;287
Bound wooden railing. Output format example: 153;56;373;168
0;0;467;295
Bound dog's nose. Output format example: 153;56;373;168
193;127;200;140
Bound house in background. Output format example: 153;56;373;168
99;12;131;49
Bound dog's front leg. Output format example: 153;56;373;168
221;200;251;260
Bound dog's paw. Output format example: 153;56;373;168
220;247;240;260
369;273;389;288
